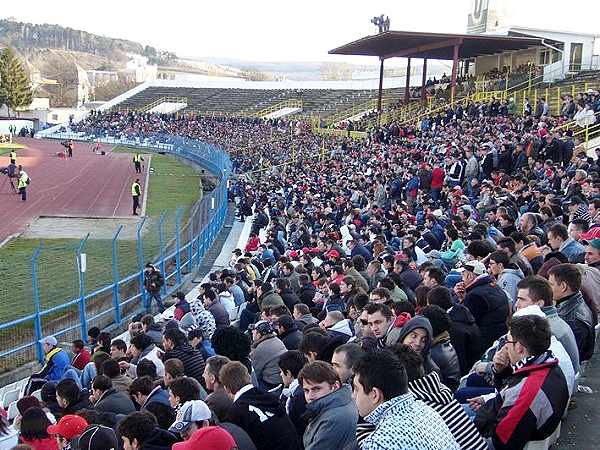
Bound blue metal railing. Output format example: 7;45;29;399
0;132;232;365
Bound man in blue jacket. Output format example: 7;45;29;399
39;336;70;381
347;239;373;263
25;335;71;395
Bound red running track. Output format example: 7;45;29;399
0;138;145;242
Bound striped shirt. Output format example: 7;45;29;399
409;372;488;450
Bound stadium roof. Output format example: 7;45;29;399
329;30;542;60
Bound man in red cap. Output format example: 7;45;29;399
47;414;88;450
173;426;237;450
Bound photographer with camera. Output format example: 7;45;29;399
61;139;74;157
1;161;18;193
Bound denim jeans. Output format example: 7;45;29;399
62;362;97;389
148;290;166;312
454;373;495;403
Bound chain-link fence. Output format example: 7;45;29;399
0;133;231;371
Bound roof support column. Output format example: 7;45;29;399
421;58;428;104
451;43;460;104
404;57;412;104
377;57;384;125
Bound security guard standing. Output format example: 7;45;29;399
132;178;141;215
17;167;29;201
9;150;16;165
133;153;144;173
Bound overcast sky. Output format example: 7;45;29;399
2;0;599;65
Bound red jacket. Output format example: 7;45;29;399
245;236;260;252
20;437;59;450
72;349;91;370
431;167;445;189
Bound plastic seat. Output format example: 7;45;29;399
179;312;197;331
31;389;42;401
523;422;561;450
2;389;19;409
7;401;19;421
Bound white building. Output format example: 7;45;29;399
467;0;600;82
86;70;119;86
125;55;158;83
474;27;600;82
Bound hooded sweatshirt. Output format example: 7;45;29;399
497;264;524;304
327;319;354;340
396;316;440;375
250;334;287;387
227;385;301;450
139;428;179;450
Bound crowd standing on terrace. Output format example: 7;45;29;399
2;83;600;450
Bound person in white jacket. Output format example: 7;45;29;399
513;305;575;396
119;333;165;378
574;103;596;128
216;283;236;320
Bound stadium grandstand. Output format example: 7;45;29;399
1;3;600;450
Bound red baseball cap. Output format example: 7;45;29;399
451;187;463;197
47;415;88;439
173;426;236;450
325;249;340;259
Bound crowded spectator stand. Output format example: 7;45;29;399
1;65;600;449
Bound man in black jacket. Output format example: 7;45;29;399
163;328;206;387
220;361;300;450
90;375;136;415
118;411;179;450
274;278;300;311
278;350;308;441
276;315;303;350
298;274;316;308
454;260;510;352
56;379;92;418
427;286;482;375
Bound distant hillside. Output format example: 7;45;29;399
0;18;173;107
0;18;147;59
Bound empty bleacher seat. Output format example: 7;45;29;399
2;389;19;409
